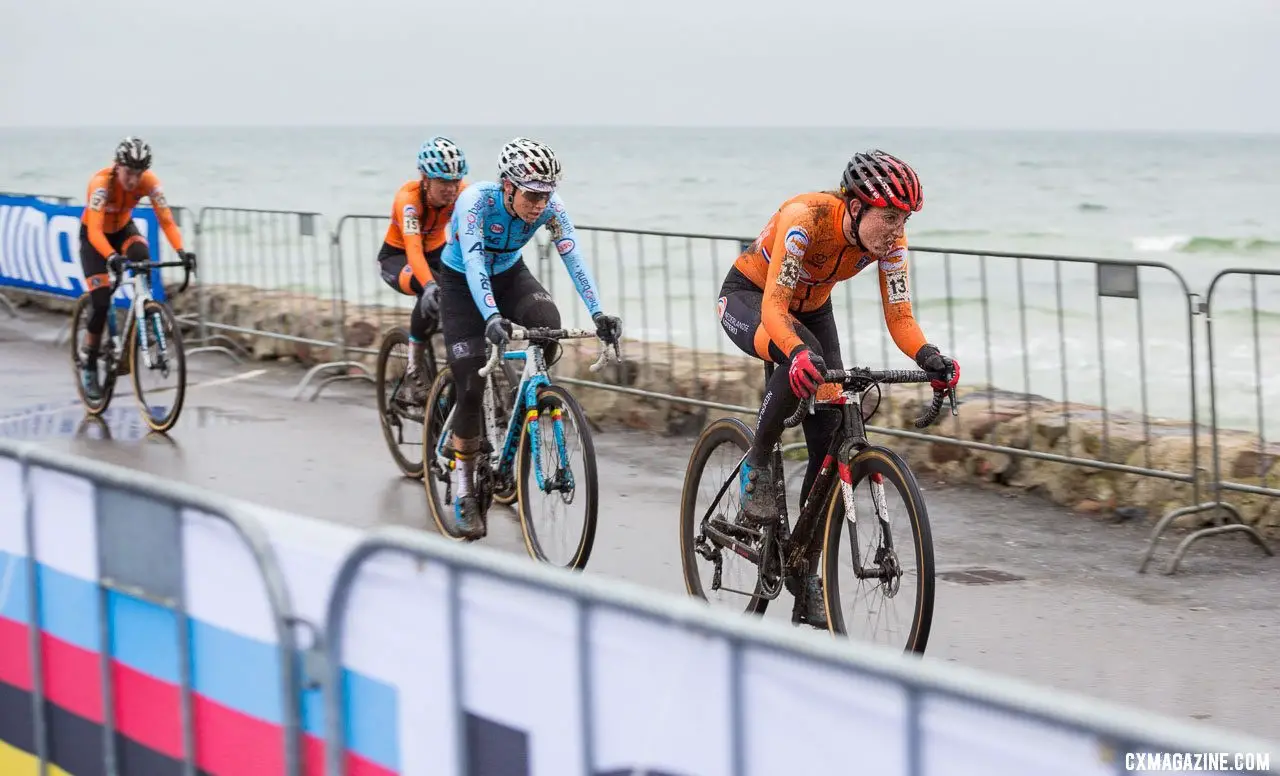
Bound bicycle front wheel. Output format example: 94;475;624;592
130;300;187;433
821;445;935;654
515;383;598;570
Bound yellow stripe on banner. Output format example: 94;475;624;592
0;739;40;776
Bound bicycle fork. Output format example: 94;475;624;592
526;406;575;498
840;464;902;596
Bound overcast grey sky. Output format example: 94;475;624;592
2;0;1277;132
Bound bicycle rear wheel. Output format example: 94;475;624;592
515;383;598;569
821;445;935;654
70;295;119;415
422;367;490;542
679;417;773;616
375;327;425;478
130;300;187;433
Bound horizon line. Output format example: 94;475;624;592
2;123;1278;137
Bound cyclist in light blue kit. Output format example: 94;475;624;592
436;137;623;537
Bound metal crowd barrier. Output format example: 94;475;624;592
0;440;306;775
1;191;1276;573
192;207;364;399
2;441;1276;776
1138;269;1280;573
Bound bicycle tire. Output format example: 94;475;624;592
515;383;598;569
375;327;425;479
678;416;771;615
130;300;187;433
820;445;935;654
422;366;485;542
70;294;118;416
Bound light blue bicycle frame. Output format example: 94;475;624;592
432;330;609;496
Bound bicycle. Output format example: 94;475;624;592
678;360;959;654
71;254;195;434
374;319;451;478
422;326;620;569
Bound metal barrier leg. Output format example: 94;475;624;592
1138;501;1274;575
51;317;72;347
0;291;18;318
290;361;375;402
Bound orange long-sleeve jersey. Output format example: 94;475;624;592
382;179;466;286
733;191;928;359
80;166;184;258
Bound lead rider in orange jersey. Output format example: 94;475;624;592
717;149;958;621
78;137;196;401
376;136;468;404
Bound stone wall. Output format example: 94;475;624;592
8;282;1277;537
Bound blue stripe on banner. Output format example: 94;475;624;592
300;684;326;738
0;552;30;625
344;668;400;772
31;559;399;761
107;590;181;685
189;619;285;726
35;565;99;653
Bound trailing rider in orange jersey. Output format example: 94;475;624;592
376;136;468;404
79;137;196;401
716;149;958;625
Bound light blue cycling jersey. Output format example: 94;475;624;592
440;181;603;321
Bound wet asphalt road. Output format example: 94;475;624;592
4;310;1280;744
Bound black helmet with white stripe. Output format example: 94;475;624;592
114;136;152;171
498;137;561;193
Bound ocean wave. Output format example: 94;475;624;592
1132;235;1280;254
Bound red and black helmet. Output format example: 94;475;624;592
840;149;923;212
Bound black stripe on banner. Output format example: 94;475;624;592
44;701;107;776
115;733;185;776
0;681;35;756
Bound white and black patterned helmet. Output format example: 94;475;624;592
114;136;152;171
417;136;468;180
498;137;562;192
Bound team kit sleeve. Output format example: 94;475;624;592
876;238;928;359
544;194;603;318
142;172;185;252
83;172;118;258
453;187;501;319
758;205;815;357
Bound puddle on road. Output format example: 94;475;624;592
0;401;283;443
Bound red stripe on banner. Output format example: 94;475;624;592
193;693;285;775
302;734;326;776
111;661;182;759
347;752;399;776
40;633;102;723
0;618;32;691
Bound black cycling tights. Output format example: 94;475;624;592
718;270;844;507
437;261;561;441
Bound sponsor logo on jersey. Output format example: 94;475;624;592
555;238;575;255
783;226;810;258
490;223;504;234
